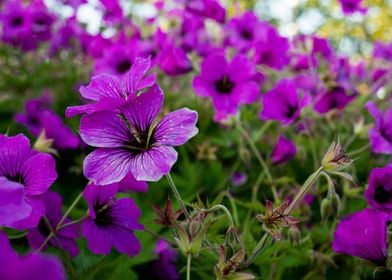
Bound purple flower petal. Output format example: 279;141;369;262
79;74;123;101
154;108;198;146
112;227;141;257
119;172;148;193
81;219;113;255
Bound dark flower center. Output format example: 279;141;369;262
5;173;24;185
11;17;23;27
240;29;253;40
374;186;392;204
381;128;392;143
259;51;272;64
37;219;51;237
285;105;298;118
125;128;152;154
94;204;114;227
215;76;235;94
117;59;132;74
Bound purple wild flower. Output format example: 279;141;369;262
193;53;259;119
365;166;392;213
158;45;193;76
81;184;143;256
66;57;156;118
118;172;148;193
27;191;80;257
15;93;80;150
365;101;392;155
149;240;179;280
0;134;57;229
260;79;309;126
271;135;297;165
181;0;226;23
79;83;198;183
0;177;32;227
0;231;65;280
231;172;247;187
313;86;355;114
333;208;389;265
99;0;124;24
373;41;392;61
339;0;367;15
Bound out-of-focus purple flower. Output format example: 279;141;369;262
373;41;392;60
0;134;57;229
119;172;148;193
365;101;392;155
313;87;355;114
94;41;139;77
225;11;264;52
339;0;367;15
99;0;124;24
28;1;55;42
60;0;87;9
66;57;156;117
158;45;192;76
304;194;316;206
231;172;247;187
180;0;225;23
333;208;388;265
0;231;65;280
253;24;289;70
80;84;198;183
311;36;333;59
149;240;179;280
271;136;297;165
0;177;32;227
193;54;259;119
27;192;79;257
81;184;143;256
260;79;309;125
365;166;392;214
15;93;80;150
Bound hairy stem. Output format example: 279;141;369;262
206;204;235;228
245;233;269;266
166;173;191;220
187;253;192;280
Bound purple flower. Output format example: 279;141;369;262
0;134;57;229
99;0;124;24
313;86;355;114
271;136;297;165
260;79;308;125
333;208;388;265
81;184;143;256
339;0;367;15
27;191;80;257
0;177;31;227
365;166;392;213
181;0;226;23
66;57;156;118
253;24;289;70
158;45;193;76
366;101;392;154
149;240;179;280
80;84;198;183
118;172;148;193
373;41;392;61
16;93;80;150
193;54;259;118
231;172;247;187
0;231;65;280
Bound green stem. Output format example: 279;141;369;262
57;216;86;230
245;233;269;266
285;167;323;215
187;253;192;280
144;227;177;247
349;143;370;157
206;204;235;228
7;231;28;239
56;192;83;230
166;174;191;221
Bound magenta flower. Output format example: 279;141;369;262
271;136;297;165
333;208;388;265
149;240;179;280
0;134;57;229
193;54;259;118
80;84;198;183
0;177;31;227
99;0;124;24
66;57;156;118
365;166;392;213
158;45;193;76
260;79;309;126
0;232;65;280
118;172;148;193
313;87;355;114
181;0;226;23
373;41;392;61
365;101;392;155
231;172;247;187
81;184;143;256
339;0;367;15
27;192;80;257
16;93;80;150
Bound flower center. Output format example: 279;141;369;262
11;17;23;27
381;128;392;143
37;219;51;237
240;29;253;40
117;59;132;74
215;76;234;94
285;105;297;118
94;203;114;227
5;173;24;185
374;186;392;204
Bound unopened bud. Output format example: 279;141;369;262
288;226;301;244
322;141;352;172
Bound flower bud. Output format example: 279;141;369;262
322;141;352;172
288;225;301;244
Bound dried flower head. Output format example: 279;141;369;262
322;141;352;172
152;197;183;227
256;200;299;240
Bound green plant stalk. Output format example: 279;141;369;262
166;173;191;220
206;204;235;228
187;253;192;280
285;166;324;215
245;233;269;266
